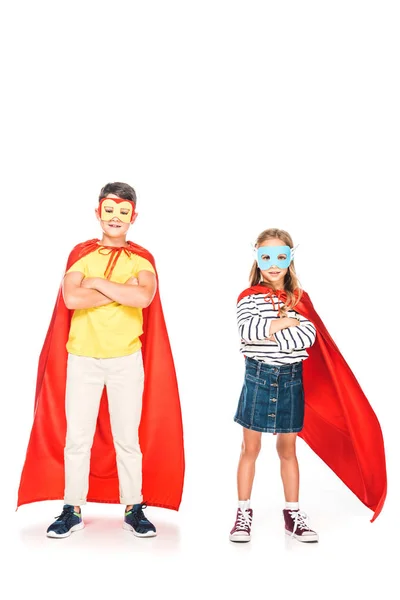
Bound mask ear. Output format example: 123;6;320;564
290;244;299;261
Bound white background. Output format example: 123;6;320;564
1;1;398;598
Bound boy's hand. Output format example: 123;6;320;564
126;277;139;286
81;277;100;289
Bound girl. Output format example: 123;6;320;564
230;227;387;543
230;228;318;543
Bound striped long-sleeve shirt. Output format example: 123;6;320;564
237;292;317;365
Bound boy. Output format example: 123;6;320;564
18;182;184;537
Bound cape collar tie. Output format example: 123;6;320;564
77;239;135;279
264;288;287;310
98;245;134;279
262;286;288;312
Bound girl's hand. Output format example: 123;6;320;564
267;318;299;340
286;317;300;328
269;316;300;337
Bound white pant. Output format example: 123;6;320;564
64;351;144;506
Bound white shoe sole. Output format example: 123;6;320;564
47;521;85;538
123;522;157;537
285;530;319;543
229;534;251;543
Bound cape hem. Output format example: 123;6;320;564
298;435;384;523
16;497;180;511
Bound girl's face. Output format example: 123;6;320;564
258;238;289;289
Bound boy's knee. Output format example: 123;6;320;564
64;437;93;454
113;439;141;456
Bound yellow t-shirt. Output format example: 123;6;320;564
66;248;155;358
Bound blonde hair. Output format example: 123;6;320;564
250;228;302;315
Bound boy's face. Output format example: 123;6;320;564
95;194;137;237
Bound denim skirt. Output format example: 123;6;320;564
234;357;305;433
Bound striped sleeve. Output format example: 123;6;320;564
237;295;275;342
274;318;317;352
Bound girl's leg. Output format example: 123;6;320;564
237;428;262;500
277;433;319;542
230;428;261;542
276;433;299;502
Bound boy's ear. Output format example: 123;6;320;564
131;212;138;225
95;207;101;220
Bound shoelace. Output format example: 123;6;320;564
235;509;252;532
129;503;149;524
289;510;311;536
54;507;76;524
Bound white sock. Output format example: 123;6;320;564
285;502;299;510
238;499;251;511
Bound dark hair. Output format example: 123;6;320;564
99;182;137;205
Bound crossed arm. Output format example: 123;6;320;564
239;313;316;350
237;297;316;351
62;270;157;310
238;311;301;342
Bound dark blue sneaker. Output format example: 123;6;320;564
46;505;84;538
123;503;157;537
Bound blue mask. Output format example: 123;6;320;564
256;245;292;270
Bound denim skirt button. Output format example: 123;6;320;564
234;356;305;433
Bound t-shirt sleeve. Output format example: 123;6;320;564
66;256;87;276
133;256;156;277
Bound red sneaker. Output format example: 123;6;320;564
283;509;319;543
229;507;253;543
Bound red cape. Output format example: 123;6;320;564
18;239;185;510
238;286;387;521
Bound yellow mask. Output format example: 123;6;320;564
99;197;135;223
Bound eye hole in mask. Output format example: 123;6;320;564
256;246;292;270
260;253;288;262
104;206;130;216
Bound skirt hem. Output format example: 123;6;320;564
234;417;303;434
